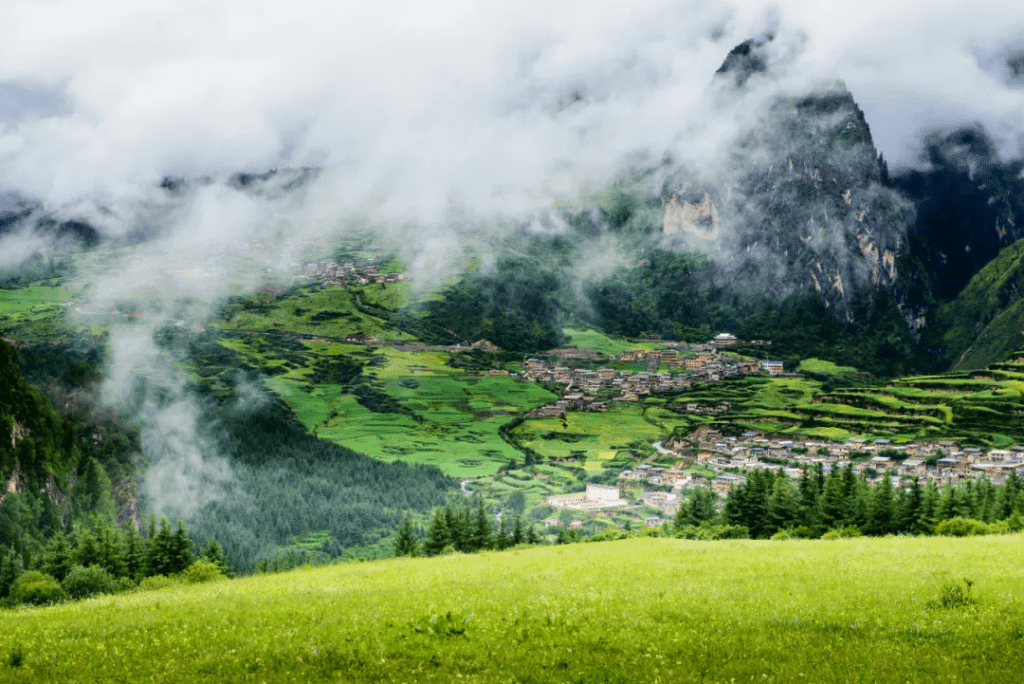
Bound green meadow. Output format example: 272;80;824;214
561;327;664;355
4;536;1024;683
0;284;77;341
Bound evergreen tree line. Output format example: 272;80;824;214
394;500;542;557
0;515;230;607
679;465;1024;539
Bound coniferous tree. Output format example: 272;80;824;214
866;474;896;536
917;481;939;534
898;478;923;534
768;474;802;534
169;520;195;574
511;515;525;546
203;536;233;576
124;524;145;579
472;500;492;551
818;467;846;531
40;531;74;582
999;471;1022;518
0;547;22;598
145;517;174;576
74;528;101;568
97;526;127;578
423;508;450;556
526;523;540;544
496;515;511;550
393;516;418;557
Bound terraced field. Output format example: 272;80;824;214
225;334;560;477
664;360;1024;446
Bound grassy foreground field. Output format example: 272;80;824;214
4;536;1024;683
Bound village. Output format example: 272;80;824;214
518;339;780;417
296;258;406;286
538;427;1024;529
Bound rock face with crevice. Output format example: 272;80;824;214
664;70;913;324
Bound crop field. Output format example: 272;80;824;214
659;364;1024;446
0;284;78;340
513;404;675;462
250;338;559;477
561;327;664;355
4;536;1024;683
217;283;416;341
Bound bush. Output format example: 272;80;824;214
821;526;862;539
929;578;976;609
138;575;181;592
675;524;750;541
61;565;117;600
11;571;67;606
179;559;225;585
935;517;989;537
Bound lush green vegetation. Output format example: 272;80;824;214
930;237;1024;370
3;536;1024;682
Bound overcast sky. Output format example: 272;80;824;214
1;0;1022;222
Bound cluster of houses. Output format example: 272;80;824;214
669;427;1024;488
520;360;691;415
518;352;781;417
574;429;1024;523
298;259;405;286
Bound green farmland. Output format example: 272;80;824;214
3;536;1024;683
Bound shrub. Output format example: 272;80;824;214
821;526;862;539
180;559;225;585
11;571;67;606
61;565;117;600
935;517;989;537
929;578;976;609
138;575;181;592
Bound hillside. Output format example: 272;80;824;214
930;237;1024;370
3;536;1024;683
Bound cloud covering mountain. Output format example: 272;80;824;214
0;0;1021;227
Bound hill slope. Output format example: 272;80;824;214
934;237;1024;369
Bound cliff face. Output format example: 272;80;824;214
663;69;914;324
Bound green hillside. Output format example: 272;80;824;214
3;536;1024;683
936;237;1024;369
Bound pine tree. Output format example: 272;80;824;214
40;531;74;582
97;526;127;578
124;523;145;579
472;500;492;551
511;515;525;546
423;508;450;556
203;536;234;577
0;547;22;598
865;474;896;536
768;475;802;534
74;528;101;568
495;515;510;550
169;520;195;574
393;515;418;557
526;523;539;544
145;517;174;576
898;478;923;534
